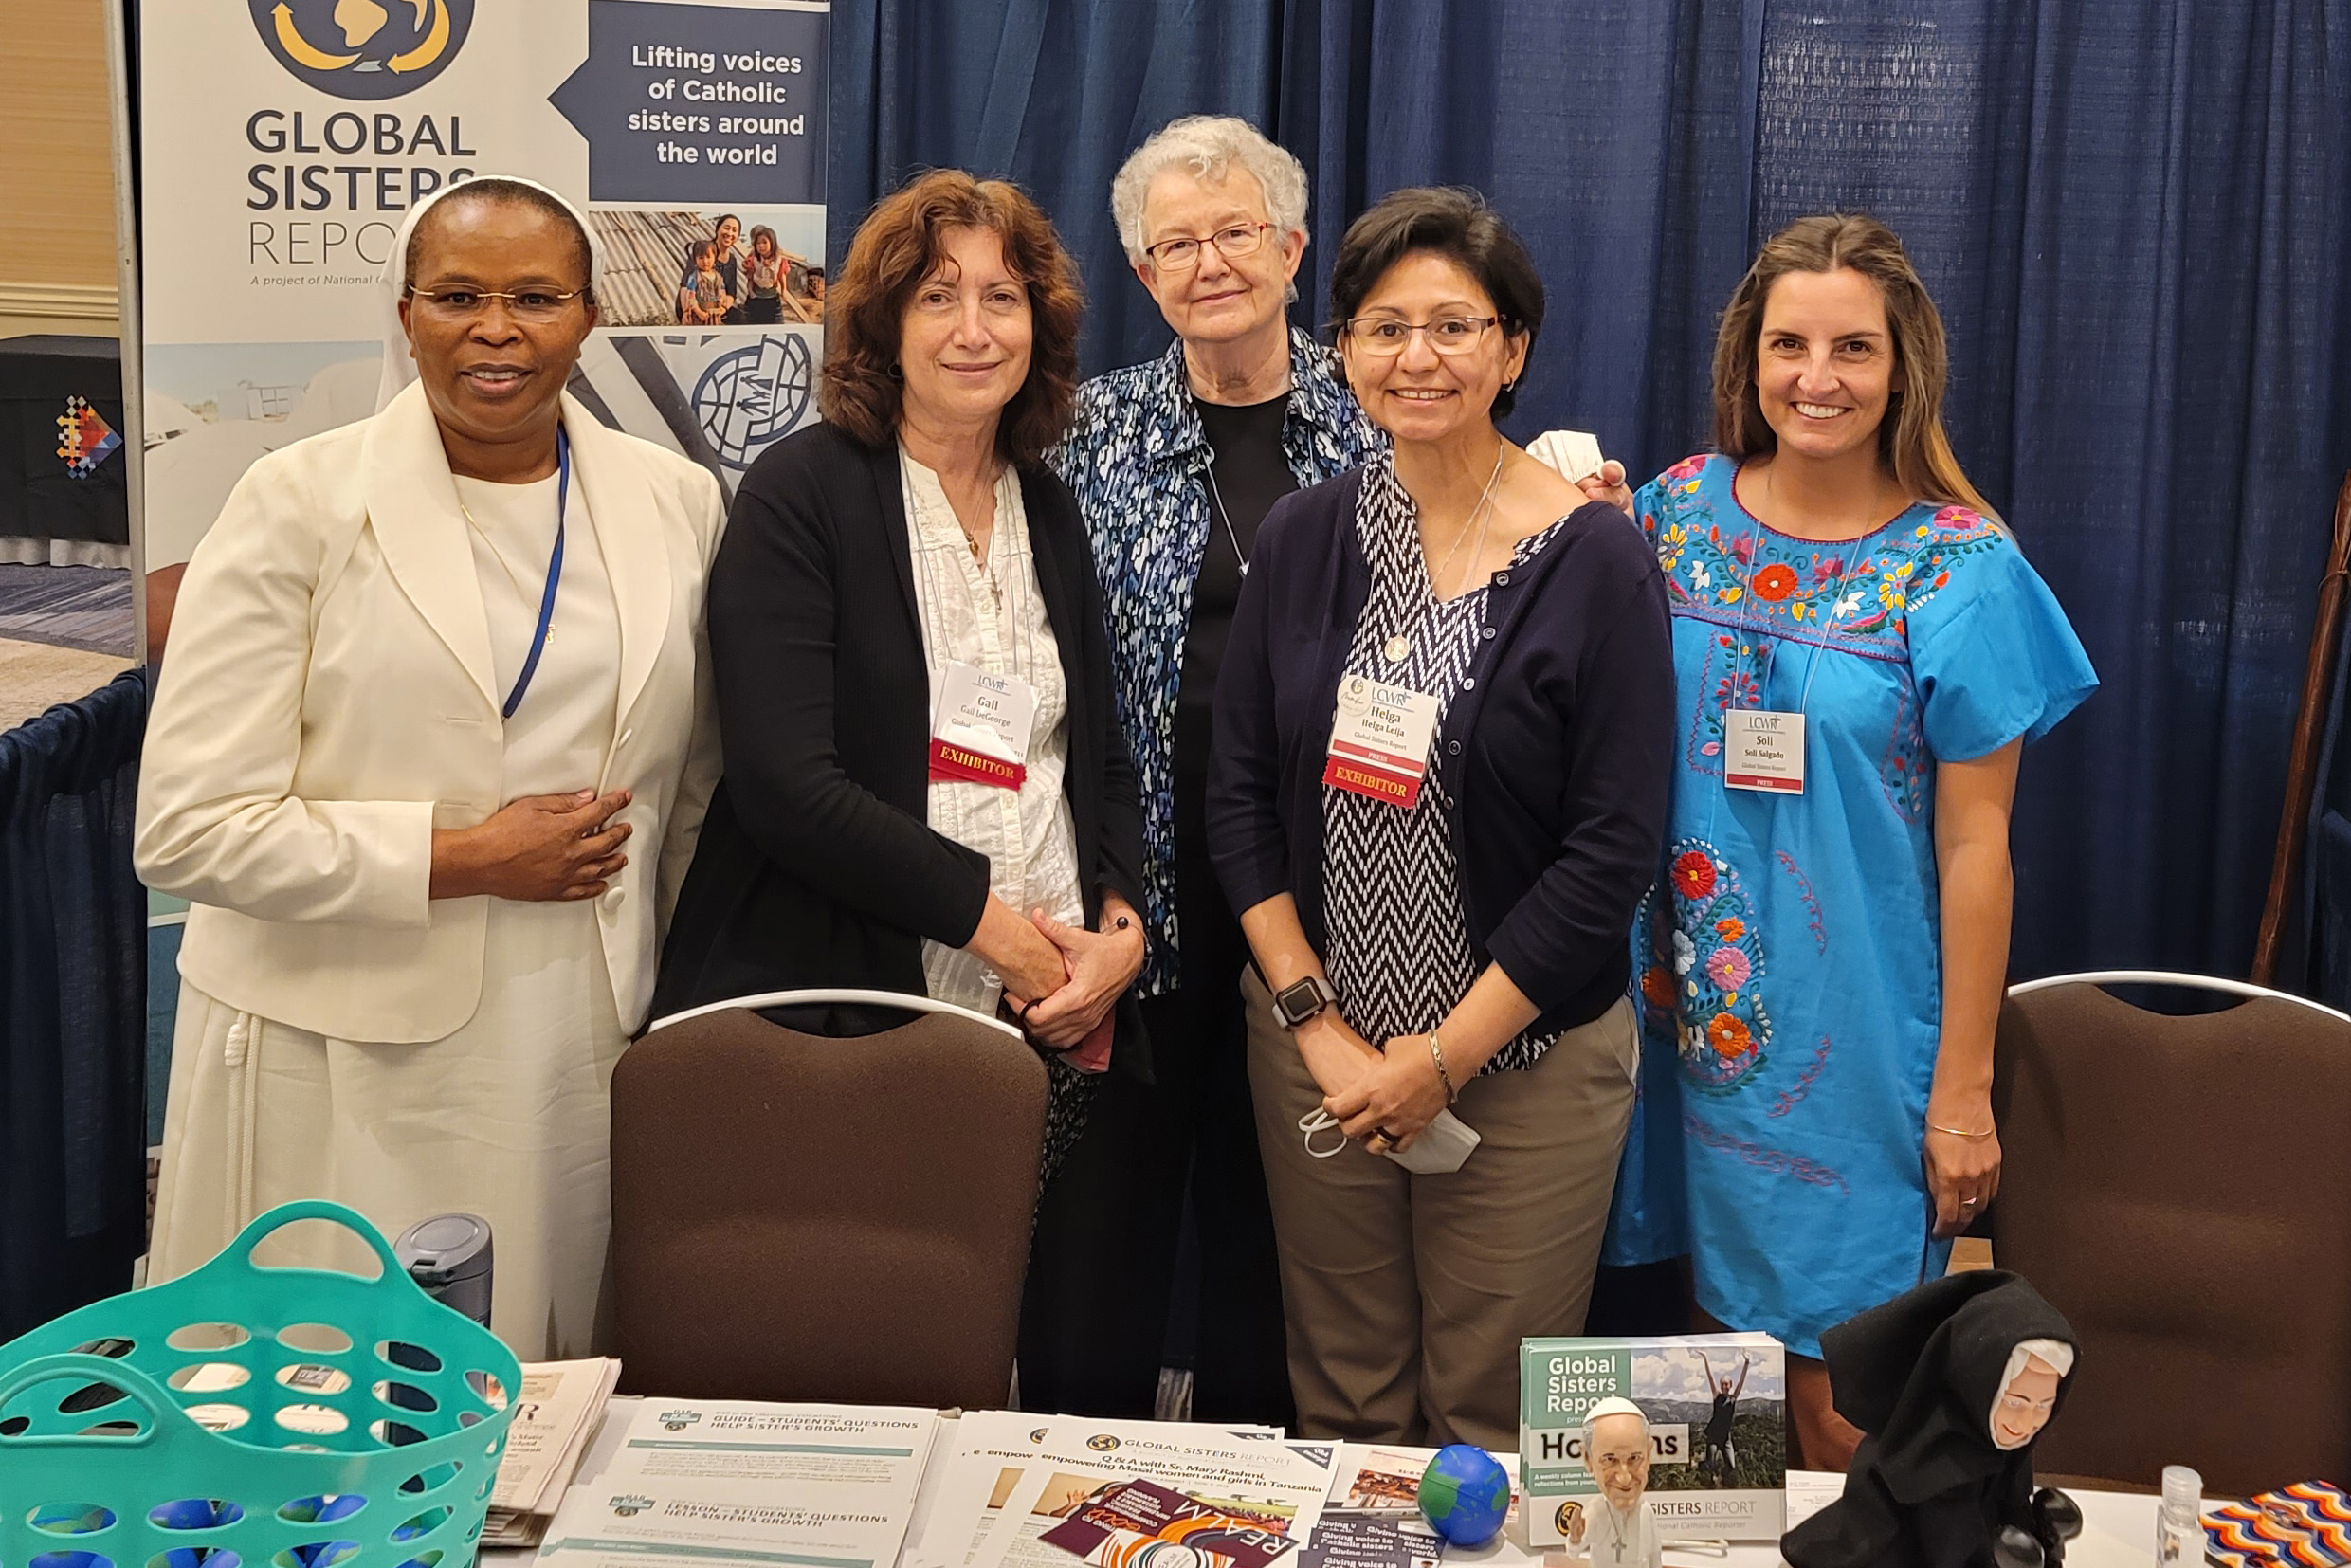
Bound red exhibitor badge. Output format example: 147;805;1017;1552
930;738;1026;790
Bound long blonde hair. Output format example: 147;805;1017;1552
1713;214;1996;518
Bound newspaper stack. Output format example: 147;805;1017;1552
482;1358;626;1548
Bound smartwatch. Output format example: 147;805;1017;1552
1272;975;1339;1030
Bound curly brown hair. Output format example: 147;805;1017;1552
820;169;1084;465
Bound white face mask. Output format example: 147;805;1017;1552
1297;1108;1482;1174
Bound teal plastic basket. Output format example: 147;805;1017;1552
0;1201;522;1568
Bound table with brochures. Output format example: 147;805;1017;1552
481;1395;2171;1568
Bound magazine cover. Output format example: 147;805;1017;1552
1519;1333;1787;1546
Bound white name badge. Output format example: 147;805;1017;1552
1324;674;1441;808
1724;708;1805;793
930;661;1038;789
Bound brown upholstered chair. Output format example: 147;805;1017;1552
1991;971;2351;1495
609;989;1048;1409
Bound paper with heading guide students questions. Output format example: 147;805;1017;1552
533;1401;940;1568
903;1412;1334;1568
535;1475;915;1568
605;1397;939;1488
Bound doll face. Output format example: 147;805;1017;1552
1990;1355;2063;1449
1589;1413;1652;1508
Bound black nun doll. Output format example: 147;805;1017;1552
1782;1270;2085;1568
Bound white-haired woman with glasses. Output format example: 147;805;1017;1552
1037;115;1379;1423
137;175;725;1358
1208;188;1672;1444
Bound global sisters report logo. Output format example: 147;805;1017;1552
693;335;814;470
610;1494;655;1518
249;0;474;98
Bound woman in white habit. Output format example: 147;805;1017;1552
137;174;724;1358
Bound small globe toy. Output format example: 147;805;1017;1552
1418;1443;1510;1546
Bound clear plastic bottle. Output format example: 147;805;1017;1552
2156;1465;2202;1564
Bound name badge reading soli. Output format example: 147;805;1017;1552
929;661;1038;789
1724;709;1805;793
1324;674;1440;808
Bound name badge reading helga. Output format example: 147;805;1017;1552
1724;708;1805;793
929;661;1038;789
1323;674;1441;808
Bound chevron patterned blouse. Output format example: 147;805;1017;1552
1321;455;1570;1074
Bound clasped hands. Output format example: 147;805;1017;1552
988;893;1146;1049
1298;1012;1451;1154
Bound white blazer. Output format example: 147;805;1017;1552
136;382;725;1042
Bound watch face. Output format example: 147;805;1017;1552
1276;979;1324;1025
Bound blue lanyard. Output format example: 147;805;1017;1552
501;427;568;720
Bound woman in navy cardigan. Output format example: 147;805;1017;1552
1208;188;1674;1447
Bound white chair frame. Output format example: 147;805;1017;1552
647;987;1025;1042
2005;968;2351;1025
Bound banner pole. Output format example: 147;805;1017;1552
102;0;147;665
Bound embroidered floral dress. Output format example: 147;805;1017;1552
1605;452;2097;1357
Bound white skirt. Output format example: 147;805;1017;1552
148;899;627;1360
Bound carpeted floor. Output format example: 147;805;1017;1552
0;636;134;731
0;562;137;657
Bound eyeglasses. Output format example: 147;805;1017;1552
1341;316;1500;356
406;285;589;322
1144;222;1275;272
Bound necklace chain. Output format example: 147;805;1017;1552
1427;443;1508;599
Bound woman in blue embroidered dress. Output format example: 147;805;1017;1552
1608;215;2097;1469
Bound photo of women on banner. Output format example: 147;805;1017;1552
585;208;826;327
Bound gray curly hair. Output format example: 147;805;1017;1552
1110;115;1309;265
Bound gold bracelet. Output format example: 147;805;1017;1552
1429;1030;1460;1103
1929;1121;1996;1140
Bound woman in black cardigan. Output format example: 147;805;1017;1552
1208;189;1672;1447
656;171;1148;1186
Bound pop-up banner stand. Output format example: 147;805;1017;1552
137;0;829;583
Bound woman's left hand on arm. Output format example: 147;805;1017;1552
1018;891;1147;1048
1326;962;1541;1151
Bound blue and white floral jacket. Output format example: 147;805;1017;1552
1049;327;1382;994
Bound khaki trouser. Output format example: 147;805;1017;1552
1244;969;1638;1449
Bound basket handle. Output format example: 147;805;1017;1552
222;1197;412;1285
0;1352;192;1449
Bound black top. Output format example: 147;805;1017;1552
653;421;1150;1056
1176;391;1297;780
1206;465;1674;1032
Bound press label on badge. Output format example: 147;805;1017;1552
1724;708;1805;793
930;662;1038;790
1323;675;1440;808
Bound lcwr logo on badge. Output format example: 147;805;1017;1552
249;0;473;99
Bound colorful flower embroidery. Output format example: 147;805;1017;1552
1706;1013;1752;1056
1647;836;1772;1093
1672;850;1716;899
1752;563;1797;602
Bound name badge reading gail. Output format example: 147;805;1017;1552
929;661;1038;789
1724;708;1805;793
1323;674;1441;808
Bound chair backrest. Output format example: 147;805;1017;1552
1992;974;2351;1494
609;992;1048;1409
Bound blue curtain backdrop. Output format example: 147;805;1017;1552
826;0;2351;983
